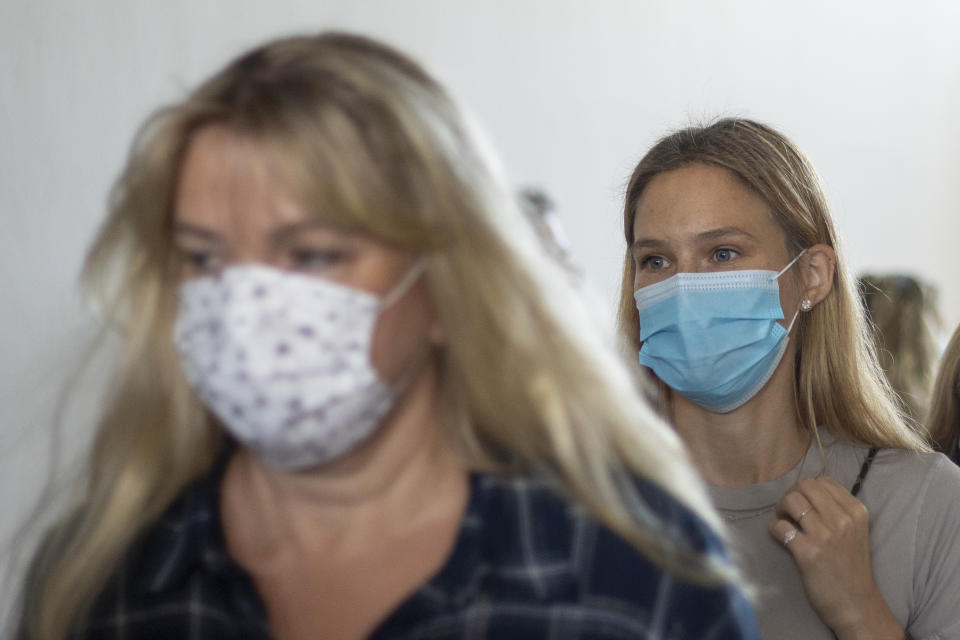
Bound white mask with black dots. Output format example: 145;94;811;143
173;262;424;470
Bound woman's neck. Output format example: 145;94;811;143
221;363;469;559
670;353;811;489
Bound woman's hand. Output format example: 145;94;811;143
768;477;905;640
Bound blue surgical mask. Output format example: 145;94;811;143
633;250;806;413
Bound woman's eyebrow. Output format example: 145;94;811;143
270;221;360;247
694;226;757;242
630;237;669;252
173;222;222;242
270;220;326;244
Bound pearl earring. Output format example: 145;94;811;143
801;299;813;312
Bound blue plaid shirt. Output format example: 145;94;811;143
72;455;759;639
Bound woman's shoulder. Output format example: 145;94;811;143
869;446;960;524
466;472;758;639
873;444;960;482
470;472;720;568
474;471;725;549
820;428;959;491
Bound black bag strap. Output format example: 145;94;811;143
850;446;880;497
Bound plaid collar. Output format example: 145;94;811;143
87;447;758;639
135;454;567;629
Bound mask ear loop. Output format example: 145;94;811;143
376;258;434;398
785;308;802;334
380;259;427;309
774;247;808;279
775;248;809;336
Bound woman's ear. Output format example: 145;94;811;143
800;244;836;309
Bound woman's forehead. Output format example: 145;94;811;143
631;164;783;245
175;130;305;228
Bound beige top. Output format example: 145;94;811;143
711;430;960;640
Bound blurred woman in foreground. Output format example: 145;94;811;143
14;34;758;640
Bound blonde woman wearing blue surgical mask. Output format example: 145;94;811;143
617;119;960;639
12;34;760;640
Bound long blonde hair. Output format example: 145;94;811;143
18;33;729;639
928;324;960;464
616;118;929;452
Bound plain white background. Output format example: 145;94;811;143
2;0;959;621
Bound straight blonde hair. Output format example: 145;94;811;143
616;118;929;452
17;33;731;640
927;324;960;463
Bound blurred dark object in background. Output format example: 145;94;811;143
518;187;580;276
859;273;940;425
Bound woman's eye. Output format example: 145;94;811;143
291;249;346;272
713;248;739;263
179;249;220;275
640;255;670;271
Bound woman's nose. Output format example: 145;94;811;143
673;252;700;274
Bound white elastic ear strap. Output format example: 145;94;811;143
775;247;809;279
786;309;801;334
779;248;809;335
380;259;427;309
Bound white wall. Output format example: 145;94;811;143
3;0;959;613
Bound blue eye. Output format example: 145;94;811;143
641;255;670;271
714;248;738;263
